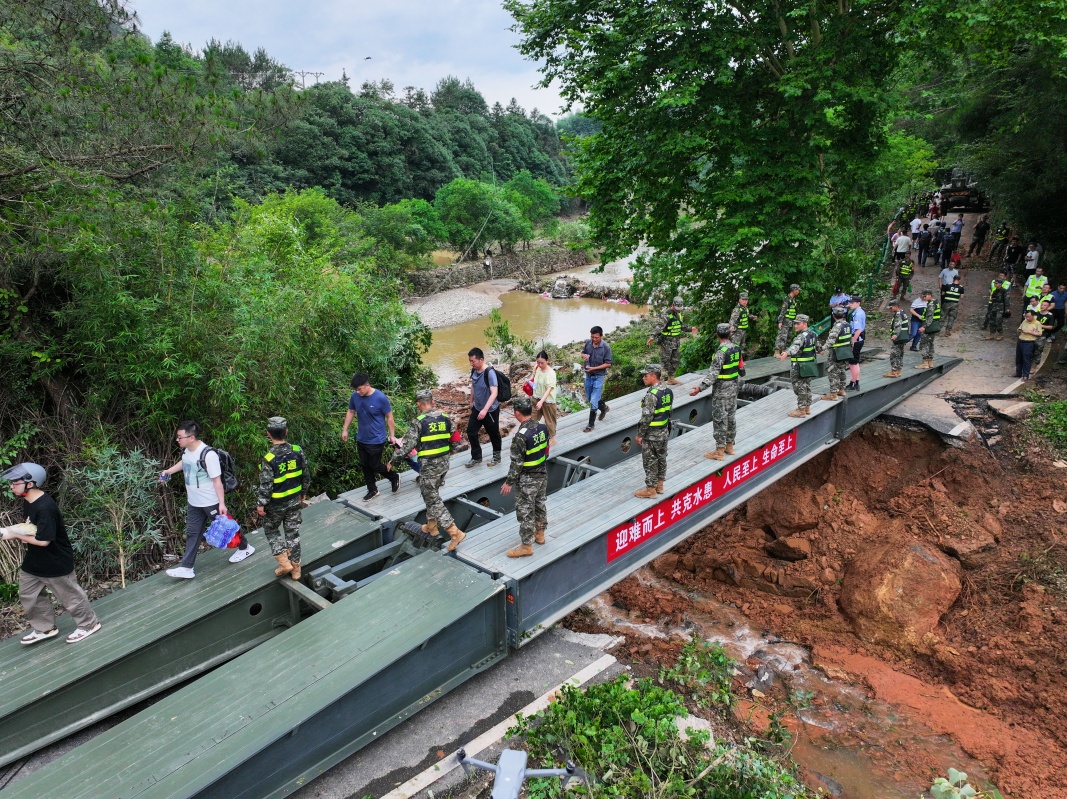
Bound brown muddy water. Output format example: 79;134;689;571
425;290;646;382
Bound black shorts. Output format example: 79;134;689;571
848;340;864;365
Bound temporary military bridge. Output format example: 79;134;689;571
0;350;959;798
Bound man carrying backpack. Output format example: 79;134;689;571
159;420;253;579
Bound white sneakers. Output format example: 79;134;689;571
228;545;255;563
20;624;101;645
165;566;195;579
66;623;101;643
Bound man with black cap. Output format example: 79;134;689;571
255;417;307;580
774;284;802;355
821;306;851;400
884;298;909;378
1;463;101;644
915;289;941;370
392;390;464;551
500;396;549;558
691;324;741;460
634;363;672;496
777;314;819;417
729;292;751;353
646;296;697;385
845;296;866;391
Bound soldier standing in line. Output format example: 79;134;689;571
820;306;851;400
777;314;820;417
884;299;909;378
728;292;750;354
391;390;465;551
774;284;801;355
500;397;549;558
634;364;673;497
941;275;964;336
646;297;696;385
690;324;740;461
916;289;941;370
255;417;307;581
983;271;1011;340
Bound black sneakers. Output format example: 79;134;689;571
363;489;380;502
388;471;400;493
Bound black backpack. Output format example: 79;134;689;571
199;446;239;493
483;367;512;403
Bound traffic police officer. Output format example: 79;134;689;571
884;298;909;378
646;297;696;385
941;275;964;336
255;417;306;580
777;314;819;417
634;364;672;497
775;284;801;354
821;306;851;400
983;271;1011;340
500;396;549;558
691;324;740;460
729;292;750;353
916;289;941;370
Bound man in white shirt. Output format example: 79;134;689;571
910;214;923;235
159;420;252;579
893;230;912;264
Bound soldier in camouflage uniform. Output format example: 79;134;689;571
820;306;851;400
729;292;750;353
916;289;940;369
884;298;909;378
255;417;306;580
500;396;549;558
391;390;464;551
646;297;696;385
690;324;740;460
634;364;673;497
777;314;819;417
983;271;1011;339
774;284;802;354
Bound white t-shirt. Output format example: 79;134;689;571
1025;249;1039;271
894;235;912;253
910;217;922;234
911;297;927;316
182;442;222;508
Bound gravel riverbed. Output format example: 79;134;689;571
404;279;518;329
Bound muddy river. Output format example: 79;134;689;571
424;290;646;382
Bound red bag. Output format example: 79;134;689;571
523;379;535;396
450;427;462;443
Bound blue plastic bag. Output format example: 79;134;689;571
204;514;240;548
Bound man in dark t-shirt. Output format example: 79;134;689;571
1;463;101;645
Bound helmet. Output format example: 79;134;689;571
2;462;46;488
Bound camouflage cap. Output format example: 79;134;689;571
832;306;847;317
790;283;801;292
672;296;684;307
415;389;433;403
739;291;749;299
641;363;663;376
921;288;934;297
512;396;533;414
888;298;901;306
794;314;810;324
716;322;732;336
267;416;287;429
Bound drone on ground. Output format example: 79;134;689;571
458;747;593;799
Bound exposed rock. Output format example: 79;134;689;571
747;485;821;534
839;541;962;649
980;513;1003;538
765;537;812;562
987;399;1035;422
939;527;999;569
819;568;837;585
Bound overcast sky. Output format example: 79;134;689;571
129;0;567;117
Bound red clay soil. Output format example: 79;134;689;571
624;418;1067;797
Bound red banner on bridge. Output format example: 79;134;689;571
606;429;797;563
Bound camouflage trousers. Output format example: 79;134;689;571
659;339;681;377
984;302;1005;333
730;329;747;354
641;430;669;487
775;325;791;353
827;358;848;393
890;340;906;371
263;502;302;562
419;456;454;530
942;303;959;334
919;332;937;360
516;471;548;545
789;366;812;409
1034;336;1048;363
711;382;738;448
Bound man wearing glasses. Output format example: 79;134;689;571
159;420;253;579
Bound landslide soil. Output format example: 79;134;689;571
586;409;1067;798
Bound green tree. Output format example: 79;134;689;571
434;178;531;256
503;170;560;226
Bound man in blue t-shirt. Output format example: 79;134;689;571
846;297;866;392
342;372;399;501
466;347;503;467
581;326;613;432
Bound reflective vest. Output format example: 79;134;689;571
716;344;741;380
890;311;909;338
1025;276;1044;298
925;301;941;324
521;422;549;469
735;305;749;330
784;297;798;321
831;321;852;350
648;386;674;426
663;310;682;337
943;285;963;304
416;412;453;460
899;261;914;277
264;445;305;502
790;331;817;363
1040;293;1054;306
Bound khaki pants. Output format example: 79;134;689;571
532;402;558;439
20;570;99;632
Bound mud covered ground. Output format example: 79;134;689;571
566;380;1067;798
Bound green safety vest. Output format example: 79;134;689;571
521;422;549;469
1025;277;1044;298
790;331;817;363
416;412;453;459
899;261;914;277
989;280;1010;301
1040;293;1054;306
831;322;852;349
717;344;741;380
264;445;305;501
890;311;909;338
925;301;941;324
784;297;798;321
648;386;674;426
663;310;682;337
735;305;749;330
943;285;963;304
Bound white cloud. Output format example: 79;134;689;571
129;0;568;116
